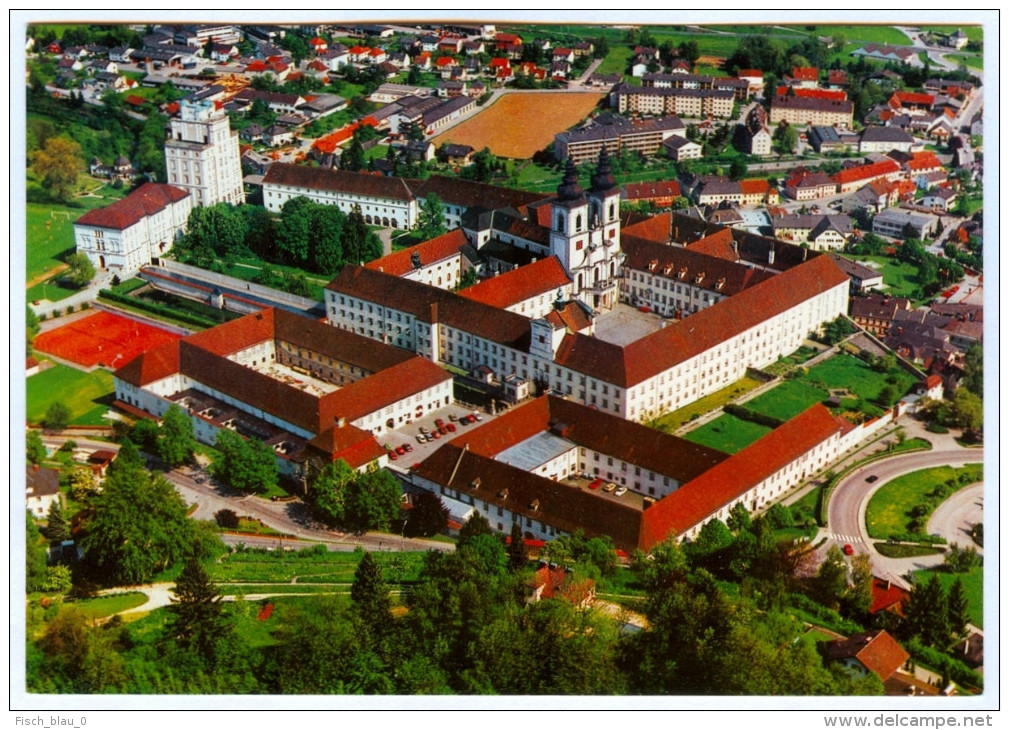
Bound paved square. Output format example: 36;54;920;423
593;304;667;346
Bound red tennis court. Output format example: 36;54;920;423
34;311;183;369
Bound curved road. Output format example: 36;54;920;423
825;444;983;588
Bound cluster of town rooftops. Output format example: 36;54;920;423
115;147;861;551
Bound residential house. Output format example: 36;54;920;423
872;208;938;239
662;135;703;161
528;563;596;608
27;464;61;518
849;293;912;335
851;44;917;64
743;105;772;156
828;254;885;293
859;126;915;154
823;630;912;687
921;187;957;211
771;213;854;251
783;169;836;201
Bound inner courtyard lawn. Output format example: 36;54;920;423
682;412;771;454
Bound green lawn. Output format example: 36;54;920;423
26;362;115;426
865;464;983;539
595;45;633;76
914;566;983;628
204;258;330;301
651;376;763;432
944;54;983;70
803;25;913;46
67;592;149;620
745;380;829;421
207;549;426;585
919;25;984;42
849;255;927;300
803;352;916;404
683;412;772;454
874;543;943;558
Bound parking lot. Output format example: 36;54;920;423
382;401;493;471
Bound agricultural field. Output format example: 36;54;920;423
683;412;772;454
26;361;114;426
801;24;913;46
33;310;184;369
744;380;829;422
432;92;604;159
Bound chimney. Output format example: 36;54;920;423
768;248;775;265
336;415;346;428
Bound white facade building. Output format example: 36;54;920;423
165;99;245;208
73;183;191;275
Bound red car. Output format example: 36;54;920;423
843;544;855;556
432;431;441;439
395;445;406;455
588;478;604;490
387;450;398;460
435;418;445;428
446;423;456;433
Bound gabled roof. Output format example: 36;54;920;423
824;630;909;681
263;162;415;201
622;180;681;200
365;228;469;277
623;235;774;297
832;159;900;186
75;183;189;231
639;404;847;547
459;256;571;310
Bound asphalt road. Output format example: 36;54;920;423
824;444;983;588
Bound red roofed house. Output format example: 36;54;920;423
832;158;901;194
113;308;454;486
528;563;596;608
870;577;911;616
308;36;328;54
73;183;191;275
622;180;682;207
823;630;910;684
789;66;820;88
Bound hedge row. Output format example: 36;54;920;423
905;638;983;691
723;403;786;429
98;289;218;329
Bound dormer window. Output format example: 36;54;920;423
662;264;673;276
529;499;540;512
694;272;705;284
677;267;687;280
471;477;481;490
715;277;726;291
647;259;658;271
498;488;509;499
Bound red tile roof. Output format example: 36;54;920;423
791;66;819;81
777;86;847;101
115;339;180;386
831;159;900;186
892;91;935;107
545;301;593;333
321;356;452;425
638;403;846;548
686;229;739;262
825;630;909;681
75;183;189;231
739;178;773;196
365;228;469;277
621;211;672;242
623;180;681;201
870;577;910;616
459;256;571;309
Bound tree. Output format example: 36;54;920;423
814;546;849;610
905;574;950;647
68;466;98;502
350;551;391;628
943;542;981;573
727;503;752;533
946;577;969;637
402;489;448;537
214;509;240;529
308;459;357;527
157;404;196;468
43;401;71;430
842;553;873;618
130;417;160;453
961;343;982;398
310;204;347;274
32;136;83;202
417;193;447;241
507;521;528;572
79;466;198;586
341;137;366;172
343;469;402;534
27;429;47;466
62;252;95;289
33;607;126;693
165;555;231;666
729;158;749;181
457;511;493;547
41;500;70;545
26;511;48;593
689;518;734;561
26;306;40;357
275;196;314;267
211;429;278;494
951;388;983;434
774;123;798;155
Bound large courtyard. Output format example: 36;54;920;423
593;303;668;346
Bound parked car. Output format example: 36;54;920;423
395;445;406;455
388;450;398;460
416;435;427;444
614;486;628;497
843;544;855;556
432;431;441;439
446;423;456;432
602;482;617;493
403;443;413;453
472;412;483;421
588;478;604;490
866;475;878;483
449;413;458;422
435;418;445;428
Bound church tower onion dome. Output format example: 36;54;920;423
590;147;616;192
556;157;586;204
